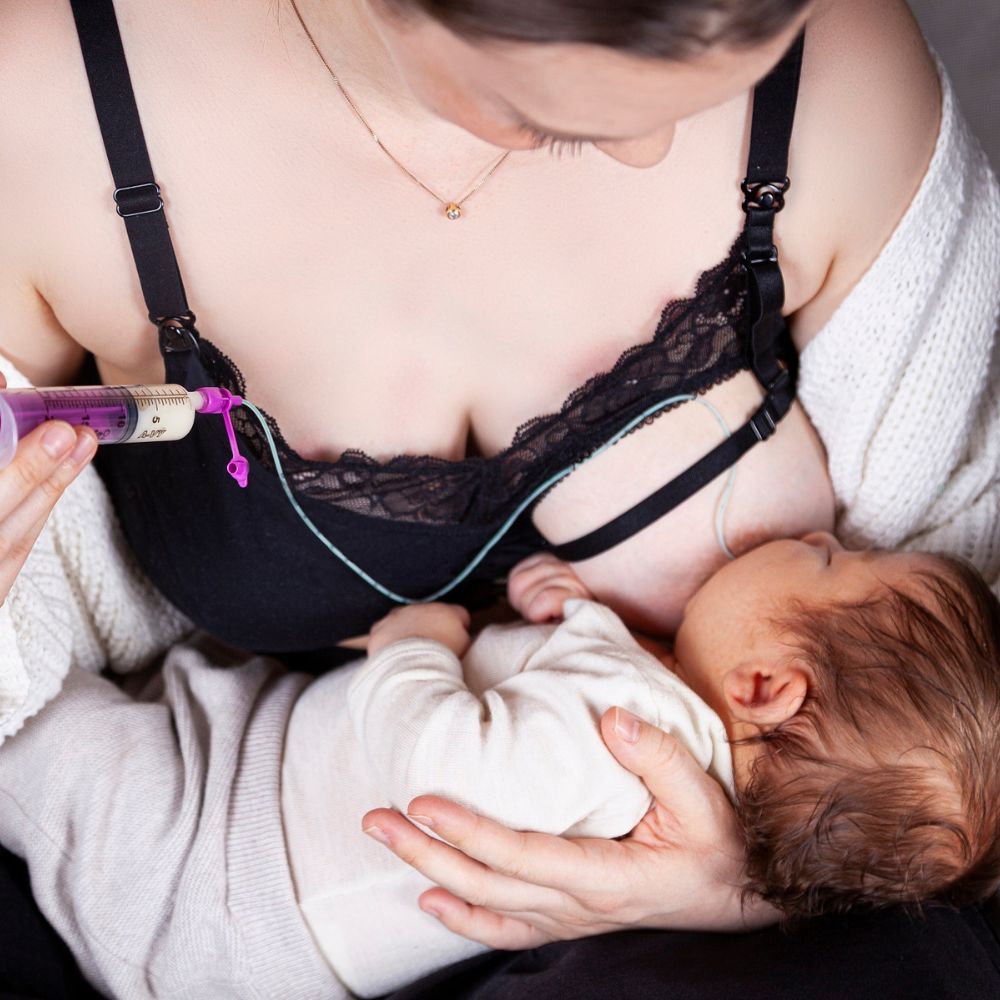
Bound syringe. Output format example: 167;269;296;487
0;384;250;486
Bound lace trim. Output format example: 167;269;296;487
197;235;750;526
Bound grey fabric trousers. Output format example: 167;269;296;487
0;639;343;1000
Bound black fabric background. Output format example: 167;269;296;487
388;905;1000;1000
0;839;997;1000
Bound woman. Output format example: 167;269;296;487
0;0;997;996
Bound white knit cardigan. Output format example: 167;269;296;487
798;58;1000;589
0;60;996;744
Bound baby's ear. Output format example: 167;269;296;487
722;659;808;728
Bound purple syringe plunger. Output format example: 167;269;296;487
0;384;250;488
0;399;19;471
0;384;199;468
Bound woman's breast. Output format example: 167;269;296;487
531;371;835;636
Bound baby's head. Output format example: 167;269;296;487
673;533;1000;918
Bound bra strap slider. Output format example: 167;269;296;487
113;181;163;218
741;177;790;213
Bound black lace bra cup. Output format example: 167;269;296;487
95;237;767;658
227;235;750;525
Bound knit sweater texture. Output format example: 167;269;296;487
798;55;1000;592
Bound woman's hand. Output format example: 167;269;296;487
507;552;595;623
0;372;97;605
362;708;776;947
368;602;472;658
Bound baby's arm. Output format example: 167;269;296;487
352;602;655;839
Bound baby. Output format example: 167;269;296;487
0;464;998;1000
502;545;1000;918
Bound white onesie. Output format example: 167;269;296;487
283;598;734;996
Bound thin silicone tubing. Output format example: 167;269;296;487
243;392;737;605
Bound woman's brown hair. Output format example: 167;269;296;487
382;0;812;60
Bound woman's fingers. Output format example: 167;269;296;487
600;708;737;844
378;796;613;892
0;425;97;601
0;423;94;522
363;806;572;912
418;889;554;950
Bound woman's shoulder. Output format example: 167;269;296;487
0;0;225;383
785;0;942;350
0;1;99;382
0;1;96;136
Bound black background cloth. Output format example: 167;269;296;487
0;842;997;1000
387;906;1000;1000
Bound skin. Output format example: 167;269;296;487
0;0;941;945
364;0;814;167
481;535;938;780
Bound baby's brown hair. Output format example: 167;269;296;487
737;556;1000;919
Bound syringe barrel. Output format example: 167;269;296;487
0;385;200;468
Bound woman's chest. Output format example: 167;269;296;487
64;124;825;460
36;2;830;464
27;0;837;632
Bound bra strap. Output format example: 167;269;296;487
549;30;805;564
70;0;192;328
742;29;805;392
549;374;793;563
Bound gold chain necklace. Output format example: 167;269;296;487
288;0;512;220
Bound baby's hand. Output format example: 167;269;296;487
507;552;595;623
368;603;472;658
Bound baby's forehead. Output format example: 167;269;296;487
840;550;952;614
867;549;945;583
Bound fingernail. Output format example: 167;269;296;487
68;432;96;465
421;904;442;920
41;424;75;459
613;707;641;744
407;813;435;829
363;826;392;846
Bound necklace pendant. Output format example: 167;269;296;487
445;202;462;221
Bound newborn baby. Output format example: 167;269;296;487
503;547;1000;916
1;466;997;1000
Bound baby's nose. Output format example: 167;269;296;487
799;530;844;553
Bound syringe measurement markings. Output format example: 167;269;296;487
35;396;130;441
134;390;192;411
41;396;131;417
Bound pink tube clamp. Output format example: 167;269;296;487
193;387;249;488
